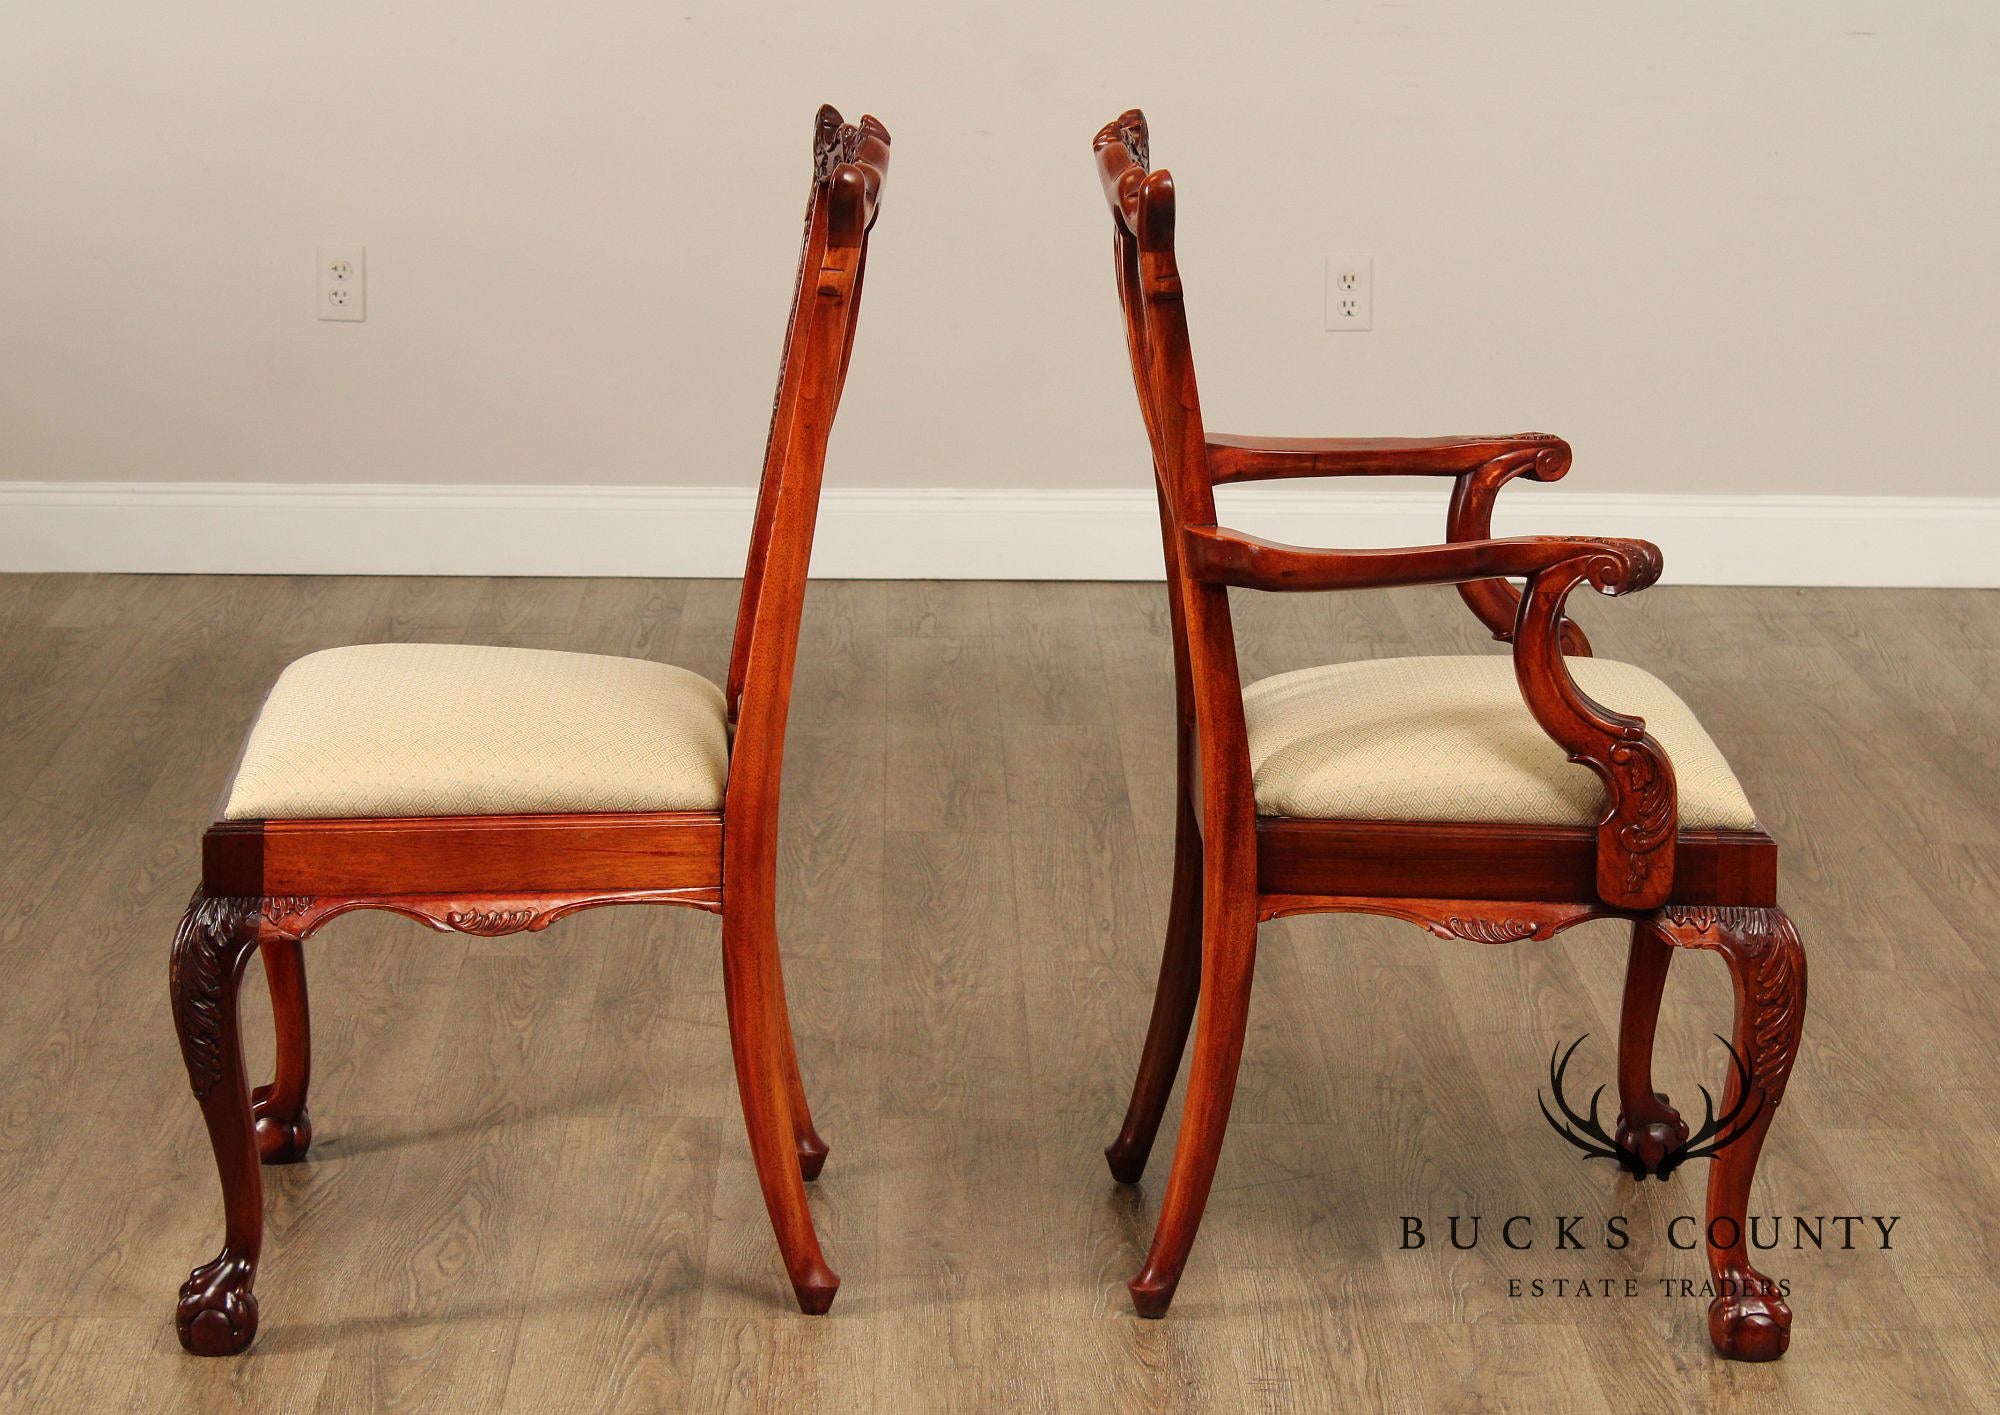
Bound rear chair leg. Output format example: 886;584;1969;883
1615;920;1689;1172
170;893;268;1356
1106;801;1202;1184
1127;884;1257;1318
1649;906;1808;1361
771;972;830;1181
721;899;839;1314
251;934;314;1164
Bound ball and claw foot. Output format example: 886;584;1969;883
176;1255;258;1356
250;1086;312;1165
1614;1092;1689;1176
1710;1274;1792;1361
1103;1139;1147;1186
797;1132;829;1183
790;1261;840;1316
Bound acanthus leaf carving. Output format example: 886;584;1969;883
1515;545;1678;906
1117;120;1148;169
443;907;539;936
1443;915;1545;944
1260;894;1617;943
1656;906;1805;1100
1606;736;1677;893
254;888;723;944
812;103;870;180
170;893;270;1100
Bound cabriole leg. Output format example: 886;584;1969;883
250;933;313;1164
1615;919;1689;1173
1652;905;1808;1361
170;893;268;1356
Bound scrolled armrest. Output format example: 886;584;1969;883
1510;542;1677;908
1206;432;1569;484
1181;524;1657;595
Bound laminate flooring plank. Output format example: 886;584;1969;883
1;576;1995;1411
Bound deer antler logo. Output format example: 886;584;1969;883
1538;1033;1763;1180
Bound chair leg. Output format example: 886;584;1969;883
721;898;839;1314
169;893;268;1356
1106;802;1203;1184
1651;906;1808;1361
770;971;830;1181
250;934;314;1164
1127;886;1257;1318
1614;920;1689;1173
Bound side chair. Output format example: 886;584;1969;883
167;105;889;1355
1091;110;1806;1362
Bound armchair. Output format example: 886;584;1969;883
1092;109;1806;1362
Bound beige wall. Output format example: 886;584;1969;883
3;2;1994;497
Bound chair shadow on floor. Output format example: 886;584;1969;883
265;1077;638;1162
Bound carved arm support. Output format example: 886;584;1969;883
1183;524;1676;909
1511;539;1677;908
1443;440;1593;654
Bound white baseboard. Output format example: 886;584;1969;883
2;481;1995;586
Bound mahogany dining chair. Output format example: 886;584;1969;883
1091;109;1807;1361
167;105;889;1355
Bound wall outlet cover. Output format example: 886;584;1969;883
1325;254;1372;331
317;245;365;322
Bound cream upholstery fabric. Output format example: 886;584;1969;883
1241;655;1757;829
223;643;729;820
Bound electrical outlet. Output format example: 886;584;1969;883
317;245;365;322
1325;255;1372;331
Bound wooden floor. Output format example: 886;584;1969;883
0;573;1995;1411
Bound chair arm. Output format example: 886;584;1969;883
1510;545;1678;909
1205;431;1592;651
1182;520;1672;909
1181;525;1657;595
1205;432;1569;484
1443;441;1593;654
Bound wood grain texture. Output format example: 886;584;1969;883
1256;821;1777;906
202;813;724;898
0;572;1995;1406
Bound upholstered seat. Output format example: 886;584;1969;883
223;642;729;821
1241;655;1757;829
